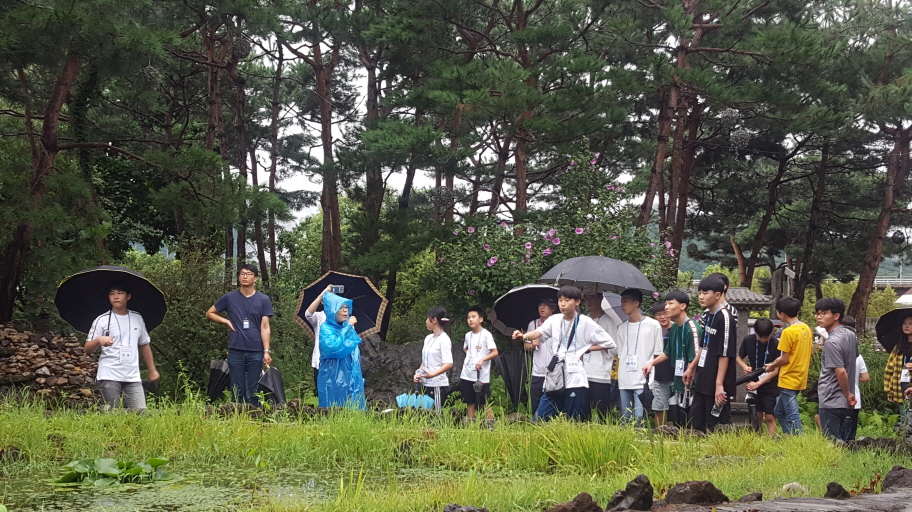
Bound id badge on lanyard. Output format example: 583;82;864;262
625;354;638;372
901;369;911;384
243;318;251;330
675;359;685;377
698;347;708;367
565;356;582;373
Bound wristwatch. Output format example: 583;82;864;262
264;349;271;353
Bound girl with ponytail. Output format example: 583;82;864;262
414;307;454;410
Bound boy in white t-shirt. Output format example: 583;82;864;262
616;288;664;426
460;306;499;421
304;285;332;397
85;283;159;411
513;286;616;421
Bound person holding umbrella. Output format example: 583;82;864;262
207;264;273;406
85;283;159;411
523;299;558;415
883;312;912;410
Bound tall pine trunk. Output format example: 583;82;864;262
795;143;829;304
268;44;283;277
251;149;270;284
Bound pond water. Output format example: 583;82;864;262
1;466;334;511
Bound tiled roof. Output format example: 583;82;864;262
725;287;773;309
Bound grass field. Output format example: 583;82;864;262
0;397;907;511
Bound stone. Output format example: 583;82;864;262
736;492;762;503
665;481;730;505
781;482;809;495
79;388;93;398
35;366;51;376
545;492;602;512
442;505;489;512
606;474;653;511
55;377;68;386
824;482;851;500
883;465;912;492
652;424;680;436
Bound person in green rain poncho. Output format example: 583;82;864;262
317;292;366;409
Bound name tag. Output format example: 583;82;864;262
625;354;638;372
243;318;251;330
675;359;685;377
565;357;582;373
583;352;591;364
759;372;769;382
119;348;131;363
698;348;708;367
901;369;910;383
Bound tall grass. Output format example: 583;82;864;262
1;395;908;511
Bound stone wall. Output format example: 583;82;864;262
0;325;97;398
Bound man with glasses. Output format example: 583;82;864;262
207;264;274;405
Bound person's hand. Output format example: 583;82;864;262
512;330;523;340
324;285;333;294
97;336;114;347
905;362;912;370
413;371;422;384
642;363;652;378
349;316;358;326
764;363;773;373
905;387;912;399
225;320;236;332
715;385;727;405
683;367;695;387
531;339;540;347
263;352;273;366
475;362;483;370
847;393;857;407
148;369;160;382
746;382;758;391
743;366;752;373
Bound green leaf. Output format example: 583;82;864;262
93;477;118;487
146;457;168;468
94;458;121;477
124;466;145;476
135;462;153;473
153;469;179;481
54;471;83;484
67;459;94;474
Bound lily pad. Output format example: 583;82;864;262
146;457;169;468
93;477;118;487
54;471;82;484
94;458;122;477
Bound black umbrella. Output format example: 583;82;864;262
54;265;167;333
258;366;286;406
493;349;528;411
875;308;912;354
736;367;766;386
539;256;656;295
207;359;231;402
488;284;559;336
294;271;389;339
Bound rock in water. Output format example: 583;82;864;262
606;474;653;511
665;481;729;505
736;492;762;503
883;465;912;492
824;482;851;499
545;492;602;512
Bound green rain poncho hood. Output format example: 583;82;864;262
317;292;365;409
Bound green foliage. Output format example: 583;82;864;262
799;282;897;324
55;456;179;486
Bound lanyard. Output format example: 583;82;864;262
469;332;483;359
702;309;718;349
626;320;642;356
755;338;770;367
113;311;131;348
240;290;255;320
560;316;577;354
675;320;690;361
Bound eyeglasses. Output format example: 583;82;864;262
239;272;256;277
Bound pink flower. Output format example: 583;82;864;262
652;292;660;299
610;235;618;240
548;229;555;236
524;242;532;249
545;234;552;241
570;161;577;166
553;238;561;245
543;248;552;256
607;185;615;190
664;241;672;249
467;227;475;233
694;314;702;322
650;243;655;247
469;290;476;295
575;228;584;234
487;257;498;267
651;255;657;258
483;244;490;251
453;230;459;235
669;249;675;256
590;159;597;164
501;222;508;228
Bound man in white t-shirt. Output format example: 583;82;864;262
523;300;557;415
513;286;616;421
460;306;499;421
85;283;159;411
304;285;332;398
583;293;621;421
616;289;664;426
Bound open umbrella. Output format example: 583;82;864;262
207;359;230;402
539;256;655;295
55;265;167;333
258;366;286;406
875;308;912;354
294;271;389;339
488;284;559;336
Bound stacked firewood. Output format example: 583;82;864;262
0;325;97;397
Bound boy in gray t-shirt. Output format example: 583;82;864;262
815;297;857;442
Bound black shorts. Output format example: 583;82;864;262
460;379;490;406
751;392;779;414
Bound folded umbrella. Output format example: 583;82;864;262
207;359;230;402
736;367;766;386
875;308;912;354
55;265;167;333
396;384;435;409
258;366;286;406
294;271;389;339
539;256;655;295
488;284;559;336
493;349;528;411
